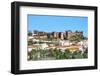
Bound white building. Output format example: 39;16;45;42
28;36;33;40
78;40;88;53
59;40;70;46
39;43;48;49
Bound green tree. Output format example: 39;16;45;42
69;34;84;42
83;48;88;58
28;40;33;45
63;49;72;59
28;31;32;36
72;51;83;59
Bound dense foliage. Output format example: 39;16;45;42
28;48;88;61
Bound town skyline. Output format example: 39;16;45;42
28;29;86;38
29;29;84;32
28;15;88;37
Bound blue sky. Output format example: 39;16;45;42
28;15;88;37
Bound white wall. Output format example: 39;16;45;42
0;0;99;76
